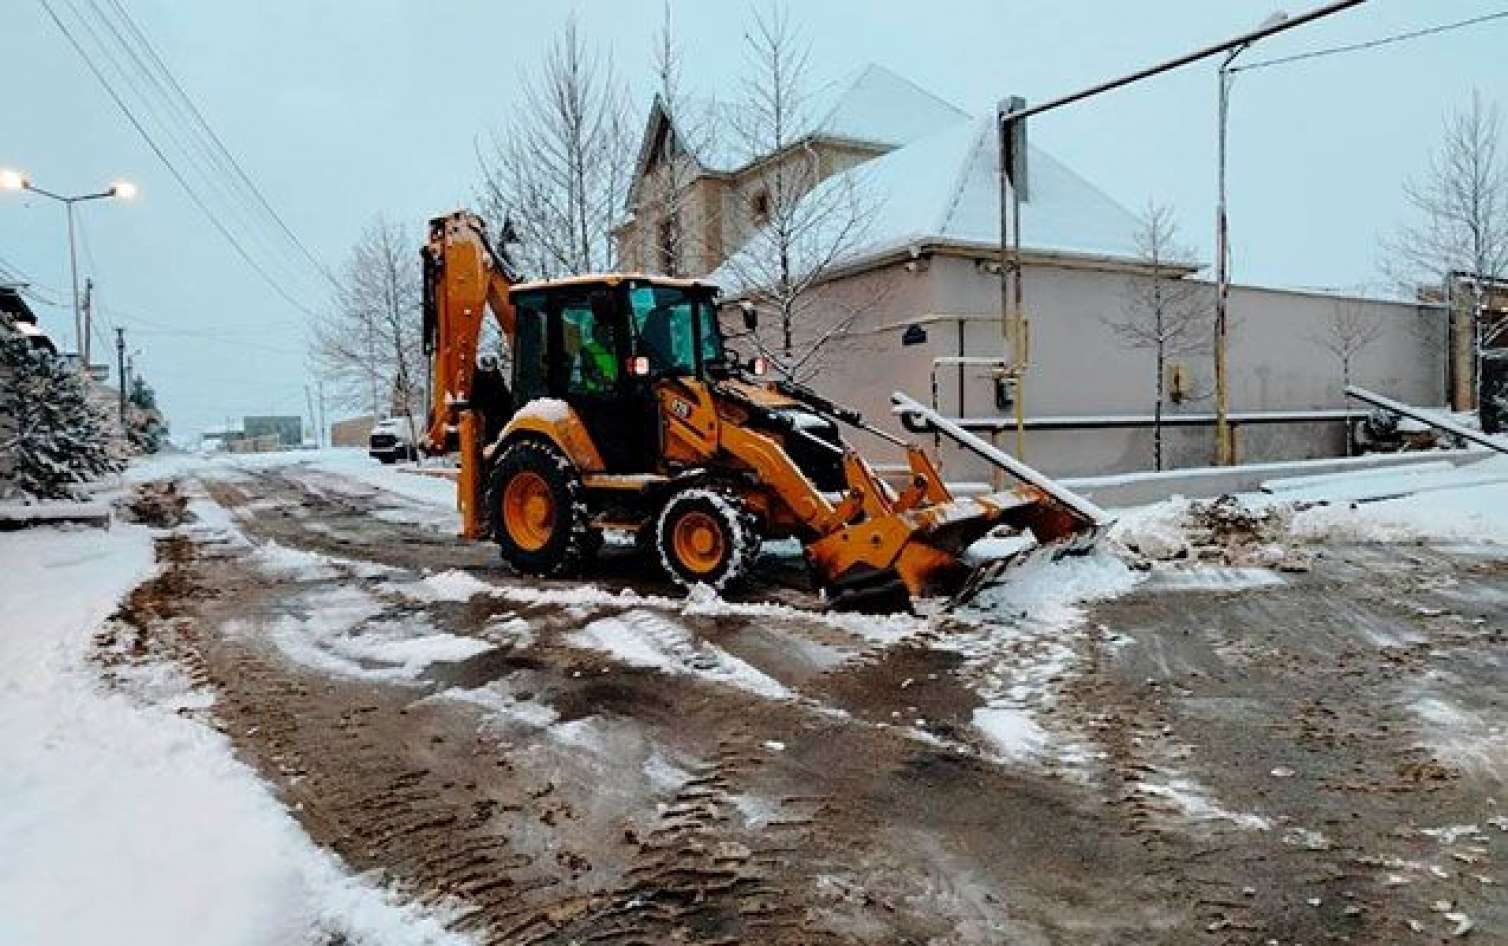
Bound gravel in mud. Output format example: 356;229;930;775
96;463;1508;944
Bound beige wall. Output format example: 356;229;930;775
330;415;375;448
617;138;886;279
792;252;1446;479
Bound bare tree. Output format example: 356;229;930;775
636;1;717;276
1384;91;1508;408
1103;202;1210;471
1311;297;1383;456
718;2;874;379
312;216;424;447
476;16;634;279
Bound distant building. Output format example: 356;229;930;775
243;415;302;448
617;65;1451;477
330;414;376;448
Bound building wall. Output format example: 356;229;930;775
330;414;375;448
243;415;302;447
617;138;885;279
793;252;1446;479
714;142;881;276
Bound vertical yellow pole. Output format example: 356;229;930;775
458;411;485;540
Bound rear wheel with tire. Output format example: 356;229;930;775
487;439;596;577
655;489;759;592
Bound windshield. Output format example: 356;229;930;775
628;284;723;376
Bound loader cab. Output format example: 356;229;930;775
507;276;724;471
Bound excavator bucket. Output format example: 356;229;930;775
813;394;1111;613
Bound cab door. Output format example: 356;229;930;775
558;289;659;473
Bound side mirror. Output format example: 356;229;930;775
739;301;758;332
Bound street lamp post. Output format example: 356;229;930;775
1214;12;1287;466
0;171;136;369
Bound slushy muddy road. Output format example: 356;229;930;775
102;460;1508;944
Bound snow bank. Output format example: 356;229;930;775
1290;457;1508;545
256;585;492;683
1108;498;1193;561
971;706;1048;761
965;550;1142;627
491;577;927;645
568;609;793;700
388;569;502;604
0;523;467;946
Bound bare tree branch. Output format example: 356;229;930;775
1102;201;1211;470
716;2;877;381
312;216;424;447
1310;297;1383;456
475;16;633;280
1383;91;1508;407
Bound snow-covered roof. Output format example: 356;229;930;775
799;63;969;152
847;114;1144;259
642;64;969;180
711;113;1148;292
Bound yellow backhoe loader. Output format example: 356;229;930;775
422;210;1106;612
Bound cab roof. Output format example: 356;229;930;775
509;272;717;294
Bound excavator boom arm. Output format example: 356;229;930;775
422;211;518;538
422;211;517;452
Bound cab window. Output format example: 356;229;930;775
699;304;725;365
560;294;619;396
510;292;549;403
629;285;698;375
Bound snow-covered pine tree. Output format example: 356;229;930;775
126;375;168;454
0;335;125;500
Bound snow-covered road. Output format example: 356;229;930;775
4;445;1505;944
0;510;467;945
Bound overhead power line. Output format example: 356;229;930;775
64;0;315;296
0;251;67;306
1233;9;1508;72
36;0;326;321
94;0;339;290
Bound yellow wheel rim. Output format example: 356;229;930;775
503;471;555;552
672;510;726;575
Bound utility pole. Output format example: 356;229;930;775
304;384;318;448
115;327;127;423
68;204;84;365
1213;47;1240;466
998;96;1028;463
81;278;94;369
982;0;1365;467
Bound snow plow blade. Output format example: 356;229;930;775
812;394;1109;613
865;392;1113;610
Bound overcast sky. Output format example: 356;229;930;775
1;0;1503;440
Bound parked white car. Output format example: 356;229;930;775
368;417;420;464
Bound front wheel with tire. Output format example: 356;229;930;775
487;439;596;577
655;489;759;592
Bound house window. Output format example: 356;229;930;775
751;189;770;226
